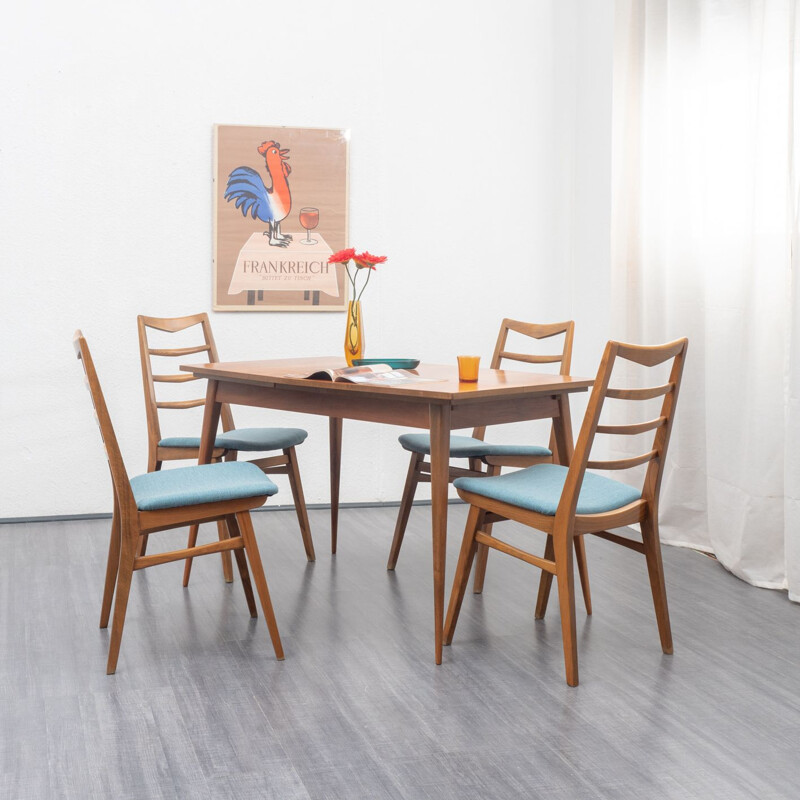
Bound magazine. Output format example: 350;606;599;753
285;363;437;385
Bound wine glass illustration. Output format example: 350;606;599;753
299;207;319;245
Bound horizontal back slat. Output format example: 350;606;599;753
596;417;666;436
148;345;211;357
606;383;673;401
617;339;686;367
140;314;206;333
503;319;571;340
587;450;657;470
155;399;206;410
499;351;562;365
152;373;200;383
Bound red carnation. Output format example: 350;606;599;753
328;248;356;264
353;251;388;270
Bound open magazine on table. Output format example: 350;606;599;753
285;363;438;385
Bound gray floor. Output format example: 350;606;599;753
1;505;798;800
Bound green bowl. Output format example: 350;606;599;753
352;358;420;369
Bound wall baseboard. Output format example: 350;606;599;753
0;498;465;526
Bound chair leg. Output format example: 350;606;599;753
182;524;201;587
535;536;556;619
444;505;484;645
387;452;423;570
100;496;121;629
217;520;234;583
472;542;490;594
472;464;500;593
236;511;284;660
641;514;673;654
553;525;579;687
536;536;592;618
227;515;257;618
284;447;316;562
106;532;138;675
574;535;592;615
138;459;161;558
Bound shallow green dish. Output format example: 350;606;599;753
352;358;420;370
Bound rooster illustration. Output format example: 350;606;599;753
224;141;293;247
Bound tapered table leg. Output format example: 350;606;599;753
429;403;451;665
329;417;342;554
198;380;221;465
196;380;230;580
552;392;574;465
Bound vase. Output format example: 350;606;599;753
344;300;364;366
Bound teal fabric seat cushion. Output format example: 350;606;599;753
398;433;550;460
159;427;307;452
130;461;278;512
454;463;641;516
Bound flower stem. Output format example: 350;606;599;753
356;268;372;303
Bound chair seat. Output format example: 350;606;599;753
398;433;551;460
454;463;641;516
159;427;308;452
130;461;278;512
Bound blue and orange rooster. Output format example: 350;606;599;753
224;141;293;247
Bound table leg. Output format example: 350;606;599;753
329;417;342;554
552;392;574;465
537;392;579;615
197;380;232;580
198;380;221;465
429;403;451;665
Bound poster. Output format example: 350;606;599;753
214;124;349;311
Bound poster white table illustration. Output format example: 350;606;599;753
227;232;338;305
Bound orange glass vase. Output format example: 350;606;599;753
344;300;364;366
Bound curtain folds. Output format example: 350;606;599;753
612;0;800;601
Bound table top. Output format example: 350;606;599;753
182;357;593;403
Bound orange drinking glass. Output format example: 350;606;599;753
457;355;480;382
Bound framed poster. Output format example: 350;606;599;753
213;124;349;311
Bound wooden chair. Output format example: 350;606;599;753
138;313;315;586
444;338;688;686
389;319;589;604
74;331;284;674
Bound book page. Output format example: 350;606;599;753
340;369;438;385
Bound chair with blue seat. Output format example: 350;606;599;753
74;330;284;674
444;338;688;686
137;313;315;585
388;319;587;600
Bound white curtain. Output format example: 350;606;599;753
612;0;800;601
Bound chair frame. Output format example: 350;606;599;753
444;338;688;686
137;313;314;585
388;319;589;607
74;331;283;674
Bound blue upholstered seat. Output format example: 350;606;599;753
454;463;641;516
130;461;278;512
398;433;551;460
159;427;308;452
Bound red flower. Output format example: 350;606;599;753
353;251;388;270
328;248;356;264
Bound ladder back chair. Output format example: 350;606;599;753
138;313;315;586
74;331;284;674
389;319;589;605
444;337;688;686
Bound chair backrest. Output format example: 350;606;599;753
137;313;236;458
472;319;575;441
556;338;689;521
73;331;137;518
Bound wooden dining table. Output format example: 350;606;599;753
181;357;593;664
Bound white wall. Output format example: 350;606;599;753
0;0;614;517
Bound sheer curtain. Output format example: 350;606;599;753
612;0;800;601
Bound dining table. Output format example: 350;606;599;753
180;357;593;664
